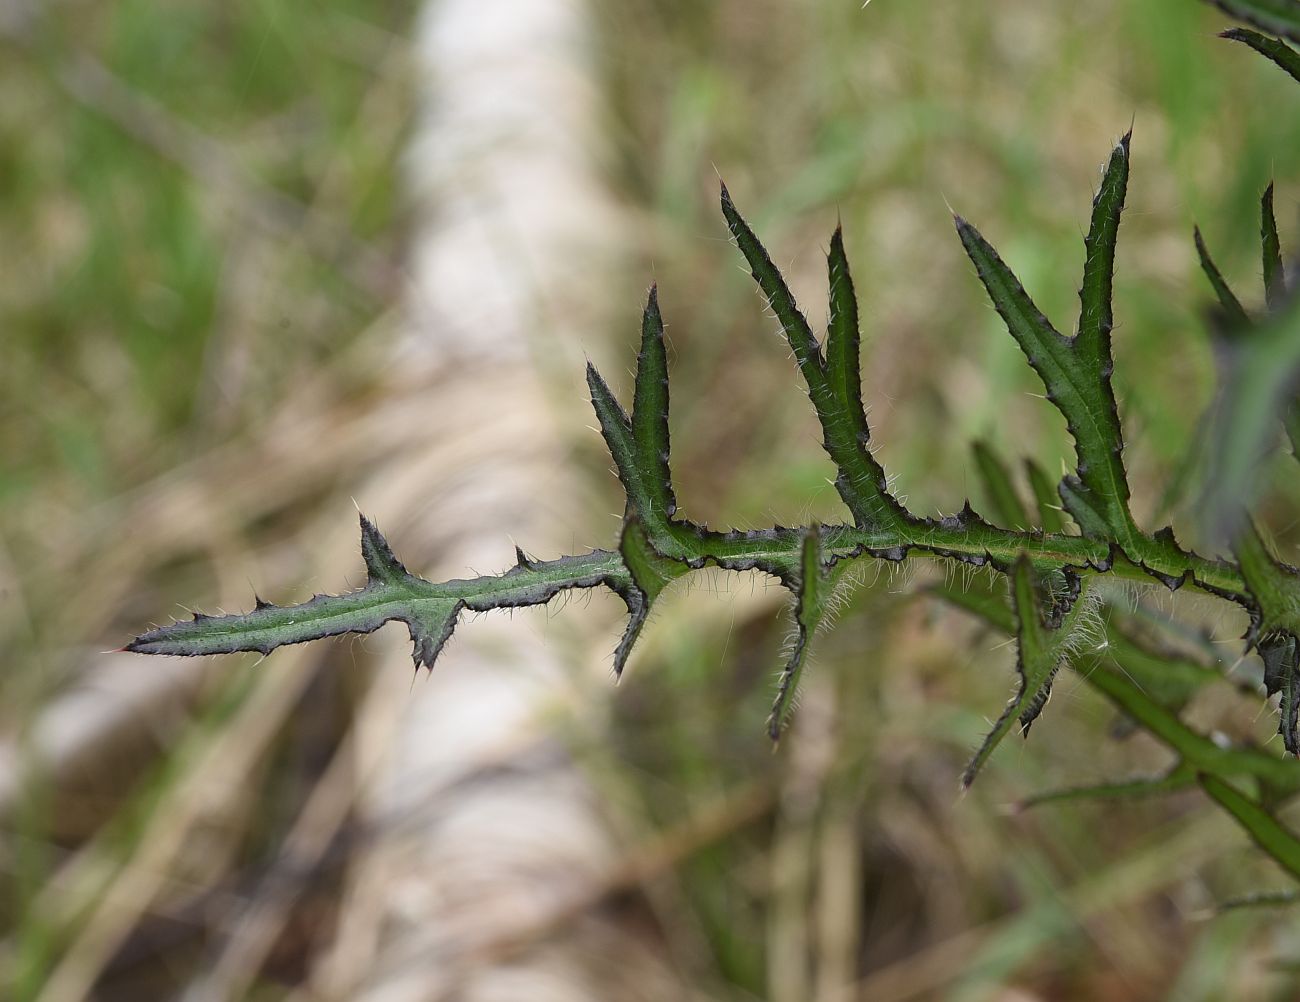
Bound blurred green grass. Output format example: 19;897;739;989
4;0;1300;998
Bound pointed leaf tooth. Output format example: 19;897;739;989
613;515;689;678
586;360;652;517
1076;131;1130;361
1220;26;1300;79
956;216;1071;354
1024;458;1067;533
1194;226;1252;331
1057;474;1113;539
972;440;1031;528
360;513;410;585
630;284;677;520
720;182;825;379
958;211;1134;534
768;525;826;741
721;185;906;530
826;224;870;444
961;557;1082;789
406;601;461;671
1262;182;1287;310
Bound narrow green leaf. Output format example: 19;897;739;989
1024;458;1066;533
1211;0;1300;42
961;558;1089;788
972;441;1031;528
721;182;824;381
1076;132;1130;361
1221;26;1300;80
721;184;907;530
587;360;655;520
630;285;677;521
613;515;689;677
1262;183;1287;309
957;208;1136;550
768;525;828;741
826;225;870;445
1194;226;1252;330
1200;772;1300;882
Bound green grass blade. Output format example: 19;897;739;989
1200;773;1300;882
1262;183;1287;309
630;285;677;521
972;441;1030;528
1024;459;1067;533
826;225;870;445
1194;226;1252;330
1076;133;1130;361
1018;762;1197;810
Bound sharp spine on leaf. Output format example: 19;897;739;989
126;116;1300;787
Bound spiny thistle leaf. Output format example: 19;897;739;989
131;135;1271;754
130;514;633;671
1210;0;1300;43
630;285;677;521
1221;26;1300;80
1233;520;1300;752
972;440;1031;529
1194;226;1252;330
586;361;647;513
360;513;411;585
826;225;870;446
961;557;1093;789
721;183;908;531
956;135;1141;555
1200;772;1300;881
1262;182;1287;309
939;575;1300;798
768;525;834;741
613;514;689;678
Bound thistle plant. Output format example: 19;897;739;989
130;1;1300;891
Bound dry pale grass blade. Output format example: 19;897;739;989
848;810;1238;1001
31;643;322;1002
297;1;685;999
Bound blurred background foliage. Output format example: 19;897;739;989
4;0;1300;999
